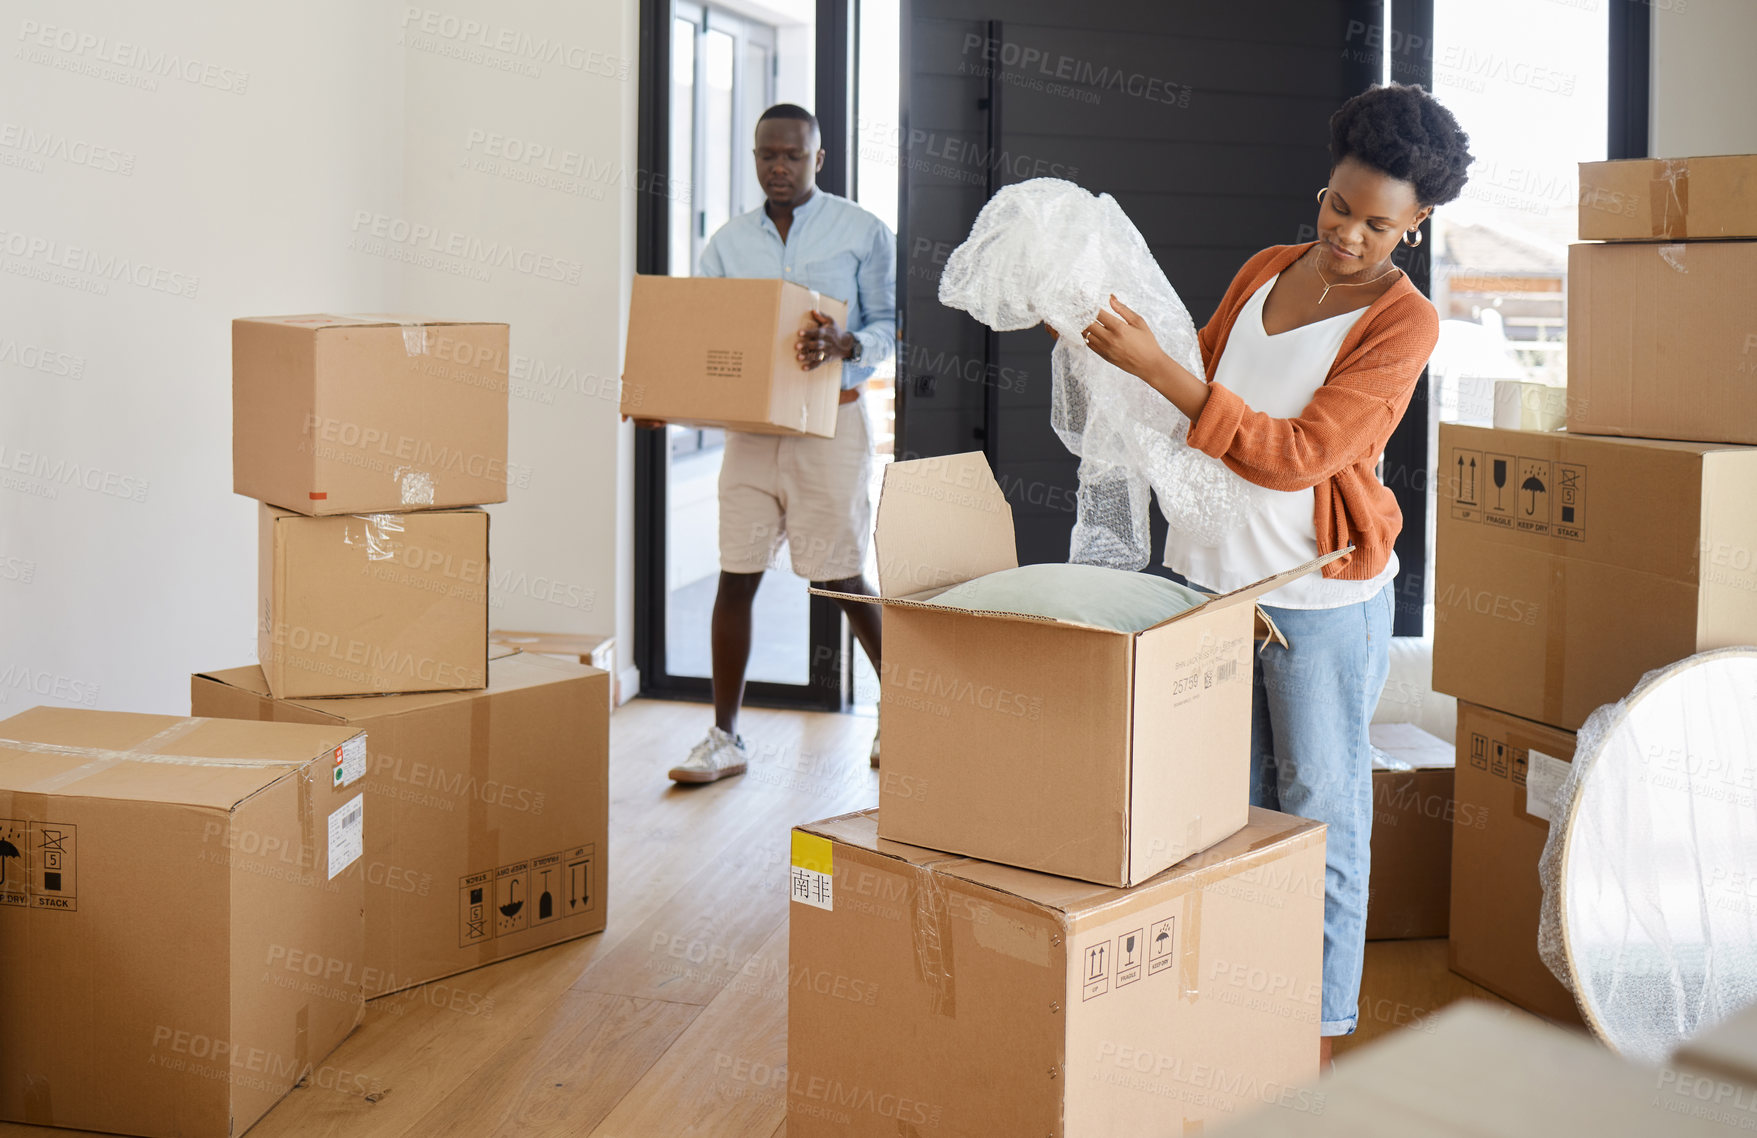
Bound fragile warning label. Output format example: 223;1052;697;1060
1448;445;1586;542
458;843;594;948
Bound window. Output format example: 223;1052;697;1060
1417;0;1610;636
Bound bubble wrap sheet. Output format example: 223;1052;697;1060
1536;647;1757;1062
938;178;1273;568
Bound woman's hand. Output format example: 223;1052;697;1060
1082;294;1211;423
1083;296;1168;380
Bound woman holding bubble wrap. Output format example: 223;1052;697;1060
1081;84;1472;1067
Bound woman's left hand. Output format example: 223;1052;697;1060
1082;295;1166;380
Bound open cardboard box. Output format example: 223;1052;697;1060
814;452;1342;887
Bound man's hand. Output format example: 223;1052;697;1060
1082;295;1168;381
796;309;855;371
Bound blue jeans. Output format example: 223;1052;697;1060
1251;585;1393;1036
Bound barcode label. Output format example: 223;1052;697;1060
328;793;365;879
1216;659;1237;684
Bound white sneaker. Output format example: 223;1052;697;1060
869;728;880;769
669;726;750;785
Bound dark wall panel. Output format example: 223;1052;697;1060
898;0;1405;613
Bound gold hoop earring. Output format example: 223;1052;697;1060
1315;188;1329;205
1402;228;1423;248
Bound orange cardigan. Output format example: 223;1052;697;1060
1187;242;1438;581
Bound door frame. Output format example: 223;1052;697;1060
633;0;855;711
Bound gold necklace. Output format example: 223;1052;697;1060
1312;252;1401;304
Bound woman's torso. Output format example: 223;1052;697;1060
1163;268;1399;608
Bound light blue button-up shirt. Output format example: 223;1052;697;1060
698;190;896;389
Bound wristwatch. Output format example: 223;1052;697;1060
847;336;863;364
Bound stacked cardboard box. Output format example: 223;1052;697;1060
1432;153;1757;1021
218;316;612;995
789;454;1340;1135
0;708;367;1138
234;315;509;699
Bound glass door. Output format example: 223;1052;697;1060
637;0;841;710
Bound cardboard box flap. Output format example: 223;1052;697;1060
195;654;600;724
796;810;972;872
804;583;1136;635
237;314;504;330
0;706;355;808
1152;548;1351;627
943;807;1324;918
809;808;1324;918
873;452;1018;596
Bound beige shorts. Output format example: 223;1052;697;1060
718;397;874;581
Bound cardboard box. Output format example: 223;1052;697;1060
233;314;510;515
786;807;1324;1138
1449;701;1581;1025
491;629;618;707
817;452;1334;887
1567;240;1757;445
0;707;366;1138
1432;424;1757;731
1579;154;1757;241
621;275;846;437
191;650;608;998
260;503;490;699
1214;1002;1736;1137
1366;723;1454;941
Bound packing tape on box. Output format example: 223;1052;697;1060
392;467;437;507
911;863;957;1018
2;718;295;794
293;1003;311;1090
22;1074;50;1126
1179;888;1203;1002
343;513;404;561
1649;158;1691;239
468;695;496;954
346;313;430;357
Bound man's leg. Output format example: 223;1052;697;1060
667;428;780;785
711;569;765;734
814;572;881;674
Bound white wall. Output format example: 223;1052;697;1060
396;0;639;696
0;0;639;715
1650;0;1757;156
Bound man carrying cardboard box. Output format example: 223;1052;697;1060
638;104;896;783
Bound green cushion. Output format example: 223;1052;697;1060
930;563;1208;632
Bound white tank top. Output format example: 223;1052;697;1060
1163;272;1399;609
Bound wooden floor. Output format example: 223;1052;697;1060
2;700;1535;1138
